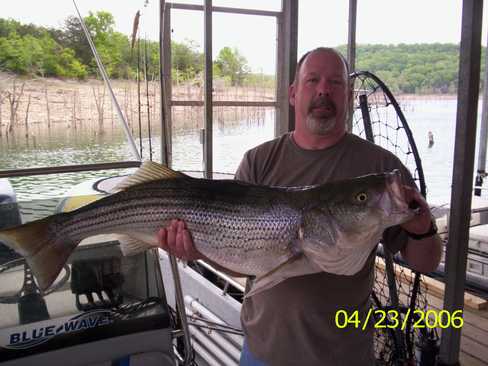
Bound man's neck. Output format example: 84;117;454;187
292;128;346;150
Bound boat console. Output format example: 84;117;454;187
0;187;176;366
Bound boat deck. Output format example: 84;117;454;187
428;292;488;366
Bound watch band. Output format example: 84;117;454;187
405;220;438;240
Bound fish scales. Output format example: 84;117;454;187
52;179;303;276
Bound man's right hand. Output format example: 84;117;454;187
157;219;203;261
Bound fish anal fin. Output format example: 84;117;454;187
246;255;321;298
116;233;159;256
111;161;189;193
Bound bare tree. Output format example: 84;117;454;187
24;94;31;139
123;84;131;129
72;90;78;130
44;87;51;129
0;93;4;138
92;84;106;132
110;94;114;126
6;79;25;134
63;90;70;126
0;75;9;138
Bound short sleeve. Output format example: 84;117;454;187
234;150;256;184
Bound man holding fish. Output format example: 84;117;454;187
0;47;441;366
158;48;442;366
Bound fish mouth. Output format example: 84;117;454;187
382;170;415;222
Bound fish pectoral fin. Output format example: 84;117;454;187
245;255;321;298
111;161;189;193
116;233;159;256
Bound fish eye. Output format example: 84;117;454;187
355;192;368;203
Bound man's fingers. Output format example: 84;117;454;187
401;186;433;234
166;222;178;254
159;219;199;260
403;186;429;214
157;228;168;250
182;229;199;260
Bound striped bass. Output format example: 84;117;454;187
0;161;415;296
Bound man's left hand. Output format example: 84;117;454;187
400;186;432;235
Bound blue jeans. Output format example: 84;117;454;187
240;339;268;366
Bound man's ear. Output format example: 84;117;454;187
289;83;296;106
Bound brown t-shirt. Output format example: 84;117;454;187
235;132;413;366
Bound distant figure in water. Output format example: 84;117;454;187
428;131;434;148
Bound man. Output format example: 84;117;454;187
158;48;442;366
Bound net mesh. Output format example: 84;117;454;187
351;71;433;364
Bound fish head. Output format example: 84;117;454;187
303;170;415;263
326;170;414;238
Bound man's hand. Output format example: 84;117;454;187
157;219;203;261
157;219;247;277
400;186;432;235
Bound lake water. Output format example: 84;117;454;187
0;98;484;205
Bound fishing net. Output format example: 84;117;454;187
351;71;437;365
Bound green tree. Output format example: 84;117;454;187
55;12;130;78
214;47;249;86
171;40;203;81
84;11;130;77
0;31;87;78
55;15;93;68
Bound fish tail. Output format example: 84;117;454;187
0;214;78;291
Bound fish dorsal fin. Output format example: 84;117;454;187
111;161;187;193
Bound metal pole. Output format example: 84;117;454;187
168;256;194;366
203;0;213;179
347;0;357;73
137;38;143;158
0;161;141;178
157;4;192;366
439;0;483;364
159;0;171;166
475;35;488;195
144;38;154;161
72;0;141;162
275;0;298;137
346;0;357;133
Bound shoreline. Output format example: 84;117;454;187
398;93;458;101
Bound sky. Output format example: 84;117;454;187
1;0;485;74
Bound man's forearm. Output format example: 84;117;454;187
401;234;442;273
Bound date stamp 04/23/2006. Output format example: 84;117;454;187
335;309;464;331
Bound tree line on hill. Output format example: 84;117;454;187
337;44;486;94
0;12;262;87
0;13;485;94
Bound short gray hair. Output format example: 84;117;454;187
293;47;350;85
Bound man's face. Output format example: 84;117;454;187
289;50;350;136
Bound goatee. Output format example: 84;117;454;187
306;116;337;135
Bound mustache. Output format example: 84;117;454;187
308;96;336;111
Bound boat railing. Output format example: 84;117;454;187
0;161;141;179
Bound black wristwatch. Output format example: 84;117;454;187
405;220;438;240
